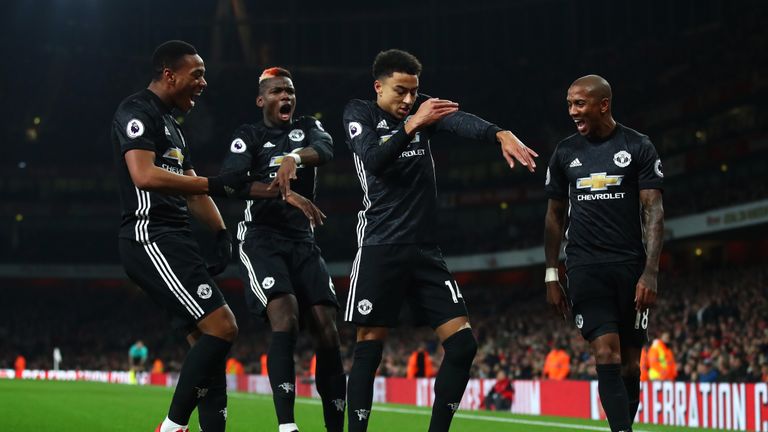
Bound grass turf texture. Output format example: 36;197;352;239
0;380;725;431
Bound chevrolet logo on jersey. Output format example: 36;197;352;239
378;132;420;145
162;147;184;165
576;173;623;191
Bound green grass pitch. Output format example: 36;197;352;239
0;380;724;431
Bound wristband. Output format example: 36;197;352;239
287;153;301;164
545;267;559;283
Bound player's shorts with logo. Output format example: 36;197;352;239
237;233;338;320
345;244;468;328
566;261;648;347
119;233;226;333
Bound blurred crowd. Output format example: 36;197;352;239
3;265;767;385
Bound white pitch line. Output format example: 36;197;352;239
229;393;653;432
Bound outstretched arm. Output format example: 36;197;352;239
635;189;664;310
435;111;538;172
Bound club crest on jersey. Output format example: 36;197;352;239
576;173;623;191
197;284;212;299
230;138;246;154
289;129;305;142
126;119;145;139
262;277;275;289
613;150;632;167
575;314;584;329
348;122;362;138
162;147;185;165
357;299;373;315
654;159;664;178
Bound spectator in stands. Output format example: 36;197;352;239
484;370;514;411
697;359;719;383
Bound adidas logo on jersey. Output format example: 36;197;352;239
376;119;388;129
569;158;582;168
263;142;275;148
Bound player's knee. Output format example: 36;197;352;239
270;313;299;335
593;346;621;364
316;325;340;349
443;328;477;369
220;318;238;342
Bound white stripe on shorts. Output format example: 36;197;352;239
238;243;268;306
143;242;204;319
345;248;363;321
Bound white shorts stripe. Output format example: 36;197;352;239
148;242;204;317
345;248;363;321
142;243;203;318
134;187;150;244
238;243;268;306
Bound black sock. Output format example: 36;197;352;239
197;356;227;432
347;340;383;432
596;364;631;432
315;346;346;432
623;369;640;425
429;329;477;432
168;334;232;425
269;331;297;425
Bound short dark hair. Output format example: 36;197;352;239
258;67;293;95
152;40;198;81
372;49;422;80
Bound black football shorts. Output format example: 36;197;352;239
344;244;468;328
566;261;648;348
119;233;227;334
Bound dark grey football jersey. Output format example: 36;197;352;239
113;89;194;243
343;99;502;247
220;116;333;242
545;123;664;269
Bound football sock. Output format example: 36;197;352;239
623;367;641;424
269;331;298;424
315;346;346;432
347;340;383;432
596;363;632;432
428;328;477;432
197;356;227;432
168;334;231;425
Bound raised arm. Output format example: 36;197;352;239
344;99;457;176
269;117;334;197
